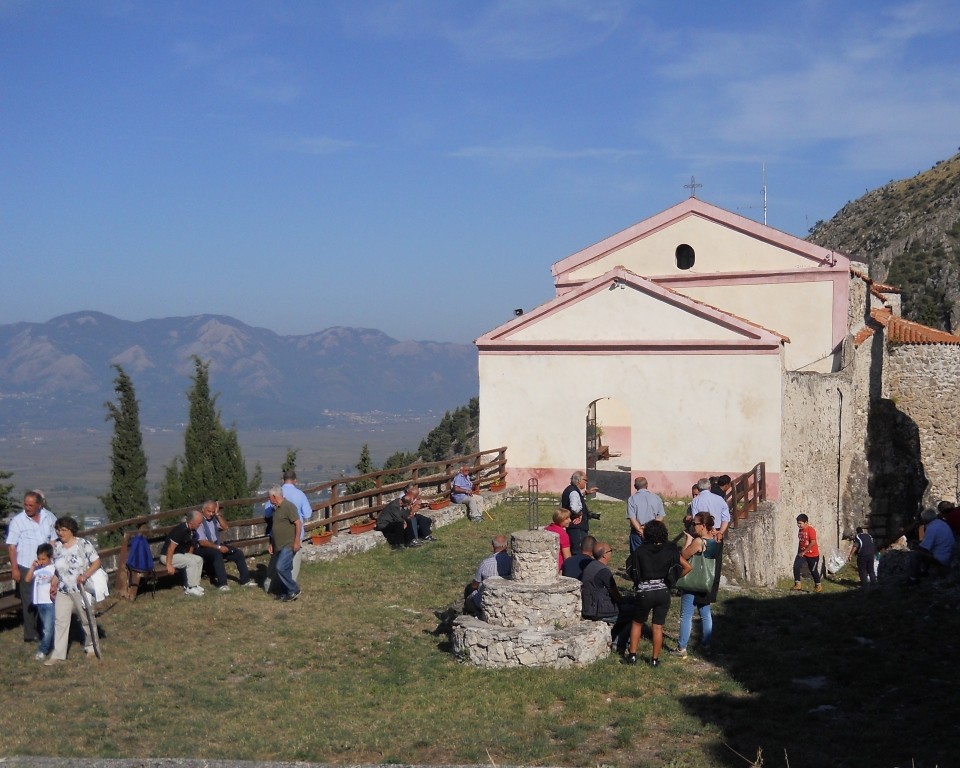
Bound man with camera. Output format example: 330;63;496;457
563;471;600;555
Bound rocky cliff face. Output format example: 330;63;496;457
808;152;960;331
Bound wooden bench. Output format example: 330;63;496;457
0;592;21;618
116;524;269;601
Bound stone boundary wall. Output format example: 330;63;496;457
885;343;960;505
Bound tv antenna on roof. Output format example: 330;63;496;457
684;176;702;198
737;163;768;225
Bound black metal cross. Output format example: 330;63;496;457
684;175;702;198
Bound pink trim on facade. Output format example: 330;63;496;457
550;198;849;282
478;343;781;355
477;266;787;351
508;466;781;502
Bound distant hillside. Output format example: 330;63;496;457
808;152;960;330
0;312;477;430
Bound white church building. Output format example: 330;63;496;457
477;196;960;584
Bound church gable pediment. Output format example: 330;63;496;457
477;268;785;352
551;198;849;290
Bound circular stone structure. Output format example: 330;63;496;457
451;529;610;668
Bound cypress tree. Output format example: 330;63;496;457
160;357;262;518
347;443;376;494
282;448;298;474
100;365;149;543
0;468;16;519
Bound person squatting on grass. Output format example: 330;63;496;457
793;514;822;593
673;512;721;658
623;519;690;667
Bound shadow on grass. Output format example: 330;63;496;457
679;579;960;768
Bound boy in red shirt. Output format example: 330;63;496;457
792;514;822;593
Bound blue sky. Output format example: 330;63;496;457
2;1;958;343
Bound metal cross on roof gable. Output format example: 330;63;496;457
684;175;703;198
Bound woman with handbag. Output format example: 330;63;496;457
673;512;721;658
623;519;690;667
44;516;102;665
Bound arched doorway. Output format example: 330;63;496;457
586;397;632;501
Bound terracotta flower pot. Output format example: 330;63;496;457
429;499;450;510
350;520;376;534
310;531;333;545
489;482;507;492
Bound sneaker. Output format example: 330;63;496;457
43;658;62;666
423;535;437;542
218;585;231;592
184;586;205;597
791;582;802;591
621;653;638;665
279;591;301;603
670;647;688;659
240;580;257;587
814;583;823;593
34;651;47;661
84;647;97;658
408;539;423;547
650;658;660;668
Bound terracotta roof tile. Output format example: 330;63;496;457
869;308;960;345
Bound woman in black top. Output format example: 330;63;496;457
623;519;690;667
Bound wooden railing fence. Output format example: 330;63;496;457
0;447;508;599
727;462;766;528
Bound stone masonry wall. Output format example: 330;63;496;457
885;343;960;506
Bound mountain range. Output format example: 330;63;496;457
0;312;478;430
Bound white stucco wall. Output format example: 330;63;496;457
566;215;817;281
479;350;783;495
508;286;746;342
679;281;836;371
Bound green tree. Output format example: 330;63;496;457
282;448;298;474
347;444;376;494
160;357;262;519
382;450;418;484
100;365;149;543
0;468;16;519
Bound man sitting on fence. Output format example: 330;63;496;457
452;465;485;522
195;500;255;591
161;509;206;597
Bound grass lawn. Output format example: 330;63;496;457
2;497;957;767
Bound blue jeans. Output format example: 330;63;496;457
274;546;300;596
629;530;643;553
678;591;713;651
36;603;55;655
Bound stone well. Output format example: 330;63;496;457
451;529;610;668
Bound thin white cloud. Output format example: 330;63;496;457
283;136;361;155
343;0;628;61
450;144;645;163
639;0;960;171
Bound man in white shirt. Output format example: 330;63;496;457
6;491;58;641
